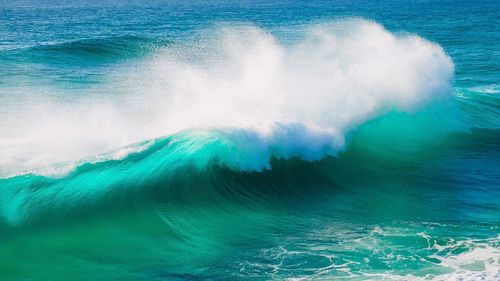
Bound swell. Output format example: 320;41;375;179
1;97;499;281
1;103;499;233
455;86;500;129
1;35;165;65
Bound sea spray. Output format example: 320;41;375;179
0;20;453;177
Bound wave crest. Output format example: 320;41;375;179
0;19;454;176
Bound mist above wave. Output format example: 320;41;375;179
0;19;454;176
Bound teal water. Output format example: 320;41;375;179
0;1;499;280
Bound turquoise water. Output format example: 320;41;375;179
0;1;499;280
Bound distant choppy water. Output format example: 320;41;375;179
0;1;499;280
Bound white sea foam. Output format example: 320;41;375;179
0;19;454;176
237;226;499;281
366;236;500;281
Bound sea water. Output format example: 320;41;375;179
0;1;499;280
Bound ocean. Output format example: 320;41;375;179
0;0;499;280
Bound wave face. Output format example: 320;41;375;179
1;2;499;280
